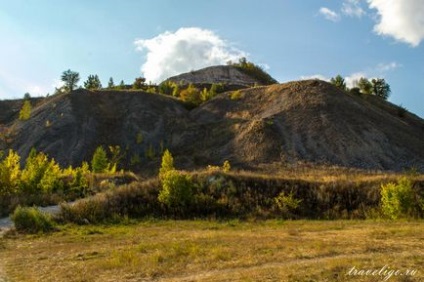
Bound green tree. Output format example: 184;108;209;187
229;57;278;85
158;170;193;215
159;149;174;181
330;75;347;91
119;80;126;90
19;100;32;121
20;149;62;193
381;177;414;219
180;83;201;106
24;92;31;99
108;145;122;173
372;78;391;100
91;146;109;173
132;77;146;89
84;75;102;90
107;77;115;89
358;77;373;95
61;69;80;92
0;150;21;196
158;81;176;95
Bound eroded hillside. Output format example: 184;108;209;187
1;79;423;173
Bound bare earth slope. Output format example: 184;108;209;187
1;79;423;172
165;65;266;87
189;80;424;171
6;90;189;167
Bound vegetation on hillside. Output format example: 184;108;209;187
228;57;278;85
0;146;125;216
18;99;32;121
57;151;424;224
330;74;391;100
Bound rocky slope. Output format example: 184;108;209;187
1;76;423;173
165;65;268;87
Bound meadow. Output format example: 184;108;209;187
1;220;423;281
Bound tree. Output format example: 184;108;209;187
108;145;122;173
24;92;31;100
118;80;126;90
91;146;109;173
107;77;115;89
61;69;80;92
159;149;174;181
358;77;373;95
19;100;32;121
330;75;347;91
84;75;102;90
158;81;176;95
132;77;146;89
229;57;278;85
20;149;62;194
0;150;21;196
372;78;391;100
179;84;201;106
158;170;193;215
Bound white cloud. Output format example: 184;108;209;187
345;72;368;88
342;0;366;18
300;74;330;81
134;27;247;83
376;61;400;72
319;7;341;22
367;0;424;47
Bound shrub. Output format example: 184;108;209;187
274;191;302;218
158;170;193;215
179;84;201;106
12;206;55;233
230;90;242;100
380;177;414;219
222;160;231;173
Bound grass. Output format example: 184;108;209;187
1;220;423;281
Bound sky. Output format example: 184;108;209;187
0;0;423;117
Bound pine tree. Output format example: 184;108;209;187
91;146;109;173
330;75;347;91
159;149;174;180
84;75;102;90
19;100;32;121
119;80;125;90
108;77;115;89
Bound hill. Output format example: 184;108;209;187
164;65;273;88
0;78;423;173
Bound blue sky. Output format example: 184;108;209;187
1;0;423;117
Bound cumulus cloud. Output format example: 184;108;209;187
300;74;330;81
342;0;366;18
319;7;341;22
134;27;247;83
345;72;368;88
367;0;424;47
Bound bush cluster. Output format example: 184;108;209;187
0;148;93;216
12;206;55;233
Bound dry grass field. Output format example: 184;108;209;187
1;220;423;281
